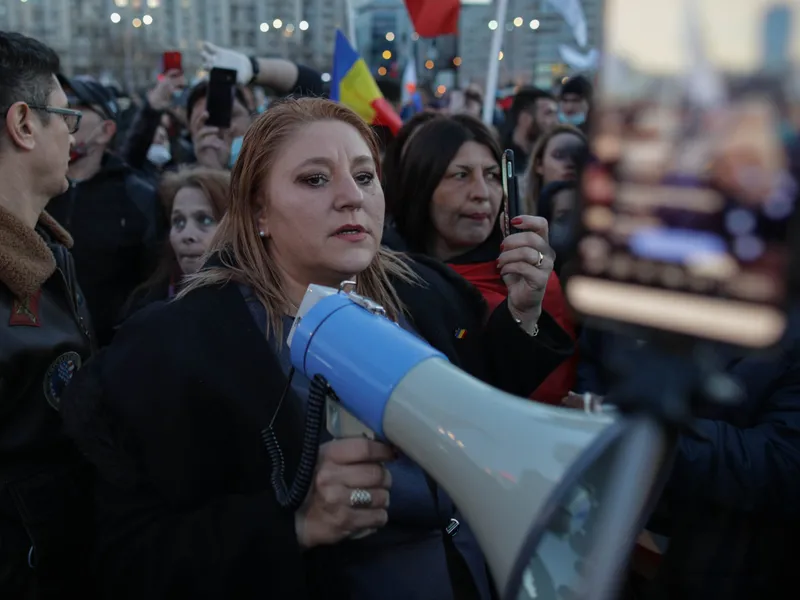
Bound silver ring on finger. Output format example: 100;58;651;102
349;488;373;508
535;250;544;268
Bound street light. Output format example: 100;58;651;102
142;14;153;25
260;22;269;32
488;20;498;30
385;32;395;41
132;18;142;28
513;17;523;27
299;20;309;31
321;72;331;83
286;23;295;33
378;66;387;76
382;50;392;60
110;12;121;23
530;19;540;30
273;18;283;29
453;56;462;67
498;51;504;60
424;59;434;70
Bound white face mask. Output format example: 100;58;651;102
146;144;172;167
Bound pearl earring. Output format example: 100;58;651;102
259;230;266;238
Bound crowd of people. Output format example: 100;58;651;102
1;28;799;600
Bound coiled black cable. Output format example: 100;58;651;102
261;370;330;511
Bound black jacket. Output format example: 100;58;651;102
47;154;165;347
61;259;572;599
577;326;800;599
0;209;95;599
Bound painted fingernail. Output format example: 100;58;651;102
499;242;505;250
511;217;523;225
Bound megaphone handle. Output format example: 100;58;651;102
576;416;672;600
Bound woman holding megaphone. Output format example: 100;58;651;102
61;98;571;600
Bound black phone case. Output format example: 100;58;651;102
205;68;237;129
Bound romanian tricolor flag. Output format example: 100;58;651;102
331;30;402;135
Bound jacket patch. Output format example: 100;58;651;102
454;328;467;339
10;290;42;327
43;351;81;411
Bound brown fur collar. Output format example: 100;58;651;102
0;205;73;299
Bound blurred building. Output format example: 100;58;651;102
458;0;604;90
1;0;347;91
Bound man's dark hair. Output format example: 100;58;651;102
509;86;555;119
0;31;60;118
185;81;250;124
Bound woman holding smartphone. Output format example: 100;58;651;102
383;113;578;405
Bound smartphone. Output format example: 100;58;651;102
565;0;798;348
162;51;182;74
205;67;237;129
502;149;522;237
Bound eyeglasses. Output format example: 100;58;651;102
27;105;83;134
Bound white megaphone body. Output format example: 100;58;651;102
288;285;637;600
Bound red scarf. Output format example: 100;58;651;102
448;260;577;404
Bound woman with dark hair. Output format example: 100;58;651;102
521;124;587;215
383;113;577;405
62;98;571;600
123;166;230;316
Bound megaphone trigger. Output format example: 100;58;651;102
326;394;377;441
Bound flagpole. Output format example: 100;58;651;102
345;0;357;49
482;0;509;125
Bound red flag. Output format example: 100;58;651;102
404;0;459;38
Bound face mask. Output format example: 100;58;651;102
146;144;172;167
228;136;244;169
558;110;586;127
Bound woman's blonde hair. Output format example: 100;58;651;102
523;124;587;215
181;97;416;339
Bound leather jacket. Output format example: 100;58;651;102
0;209;95;599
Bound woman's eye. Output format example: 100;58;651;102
171;217;186;229
200;215;216;227
486;171;500;181
452;171;468;180
355;172;375;185
303;174;328;187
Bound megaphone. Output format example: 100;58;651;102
289;285;645;599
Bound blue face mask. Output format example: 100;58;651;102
228;136;244;169
558;110;586;127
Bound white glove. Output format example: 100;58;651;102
200;41;253;85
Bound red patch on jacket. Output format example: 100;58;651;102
10;289;42;327
448;261;577;404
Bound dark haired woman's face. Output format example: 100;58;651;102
536;132;585;185
429;141;502;260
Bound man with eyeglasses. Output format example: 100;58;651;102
0;31;96;599
47;75;164;347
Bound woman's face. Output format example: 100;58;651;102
258;120;383;291
429;141;502;260
169;186;219;274
536;132;585;185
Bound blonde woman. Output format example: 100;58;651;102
62;98;571;599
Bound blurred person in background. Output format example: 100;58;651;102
558;75;592;132
47;75;164;347
521;124;587;214
62;97;569;600
501;87;559;174
535;180;581;279
120;69;186;181
123;167;230;317
0;31;95;599
382;113;576;405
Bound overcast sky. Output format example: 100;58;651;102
606;0;800;74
